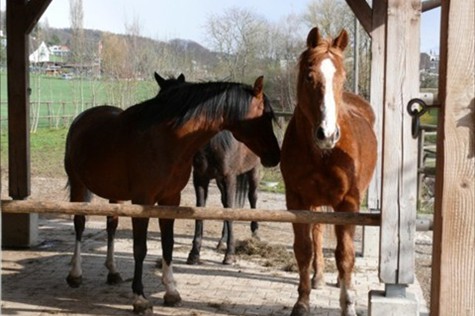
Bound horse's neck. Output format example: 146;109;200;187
169;120;223;161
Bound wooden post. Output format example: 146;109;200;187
3;0;51;248
430;0;475;314
378;0;420;286
362;0;386;258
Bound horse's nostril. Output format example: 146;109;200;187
316;127;325;141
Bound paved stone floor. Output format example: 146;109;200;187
1;214;428;316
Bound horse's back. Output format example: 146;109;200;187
69;106;123;130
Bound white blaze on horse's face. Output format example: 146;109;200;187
315;57;341;150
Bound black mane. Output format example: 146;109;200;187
123;81;275;129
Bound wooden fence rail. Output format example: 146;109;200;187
1;199;381;226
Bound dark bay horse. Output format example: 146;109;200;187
64;76;280;314
64;72;186;288
153;75;262;266
280;28;377;316
186;130;261;265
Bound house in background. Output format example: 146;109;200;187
29;41;50;63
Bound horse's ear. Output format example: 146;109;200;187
253;76;264;97
154;72;165;87
307;27;320;48
332;29;349;51
177;73;185;82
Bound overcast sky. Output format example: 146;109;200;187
1;0;440;53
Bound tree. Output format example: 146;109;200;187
69;0;85;64
205;7;270;81
302;0;353;37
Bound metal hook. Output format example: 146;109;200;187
407;98;429;139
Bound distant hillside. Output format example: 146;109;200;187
43;27;219;70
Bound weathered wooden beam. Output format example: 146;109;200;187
431;0;475;314
1;200;382;226
422;0;441;12
345;0;373;35
7;0;30;199
379;0;420;284
25;0;52;34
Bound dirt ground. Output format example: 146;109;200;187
1;175;433;314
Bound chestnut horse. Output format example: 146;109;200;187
280;28;377;316
153;74;262;265
65;76;280;314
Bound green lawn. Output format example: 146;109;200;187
1;128;68;177
1;72;159;129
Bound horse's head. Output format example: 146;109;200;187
226;76;281;167
298;27;349;150
154;72;186;94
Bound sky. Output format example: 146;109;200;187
1;0;440;53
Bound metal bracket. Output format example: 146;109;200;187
407;97;439;139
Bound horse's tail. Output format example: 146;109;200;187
234;174;249;208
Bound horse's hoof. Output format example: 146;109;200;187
311;276;325;289
222;254;236;265
252;231;260;241
133;296;153;315
341;306;357;316
163;292;182;307
291;302;310;316
186;253;201;265
66;274;82;288
216;241;226;250
107;272;123;285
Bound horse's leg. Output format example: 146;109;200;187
67;214;86;288
222;175;236;265
159;216;182;307
334;199;358;316
216;179;228;250
131;216;153;314
291;222;313;316
66;180;90;288
187;176;209;265
105;205;122;284
311;214;325;289
247;168;259;239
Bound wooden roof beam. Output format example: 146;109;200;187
422;0;441;12
345;0;373;35
25;0;53;34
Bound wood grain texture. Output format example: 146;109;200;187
379;0;419;284
1;200;381;226
431;0;475;314
7;0;30;199
345;0;372;35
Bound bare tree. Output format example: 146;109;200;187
205;7;270;81
124;15;143;79
69;0;85;64
263;13;305;111
302;0;353;37
69;0;86;112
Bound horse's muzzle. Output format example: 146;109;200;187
315;126;340;150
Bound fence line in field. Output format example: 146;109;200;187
1;101;99;132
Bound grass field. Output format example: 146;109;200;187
1;71;159;129
1;128;68;177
